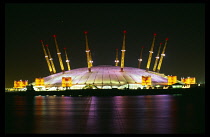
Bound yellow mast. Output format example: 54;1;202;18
89;49;93;67
63;47;71;71
152;43;162;71
40;40;53;74
138;46;144;69
156;38;169;73
46;44;56;74
146;33;156;72
120;30;126;72
84;31;91;72
115;48;119;66
53;35;65;73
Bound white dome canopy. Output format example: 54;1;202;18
33;65;173;90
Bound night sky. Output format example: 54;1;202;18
5;3;205;88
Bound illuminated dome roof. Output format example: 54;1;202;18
33;65;174;89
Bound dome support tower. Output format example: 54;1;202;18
138;46;144;69
120;30;126;72
40;40;53;75
84;31;92;72
115;48;119;66
156;38;168;73
64;47;71;71
146;33;156;72
46;44;56;74
152;43;162;71
53;35;65;73
89;49;93;67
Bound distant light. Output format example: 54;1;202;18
84;31;88;34
57;52;61;54
149;51;153;53
121;50;126;51
66;60;70;62
161;54;165;56
64;48;66;50
155;57;159;59
160;43;162;45
123;30;127;33
40;40;43;42
116;48;118;50
166;38;169;40
53;35;56;37
138;59;142;61
141;46;144;48
154;33;157;36
45;44;48;47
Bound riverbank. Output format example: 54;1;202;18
5;87;205;97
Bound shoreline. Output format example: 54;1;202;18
5;87;205;97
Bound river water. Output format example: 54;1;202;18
5;94;205;134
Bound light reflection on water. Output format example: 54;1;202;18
5;94;204;134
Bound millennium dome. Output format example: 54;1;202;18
31;65;178;90
10;32;196;92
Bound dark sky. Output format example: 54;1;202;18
5;3;205;88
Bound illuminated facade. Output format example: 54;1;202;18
62;77;72;87
181;77;196;84
141;76;152;85
35;78;45;86
14;80;28;88
168;76;177;85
